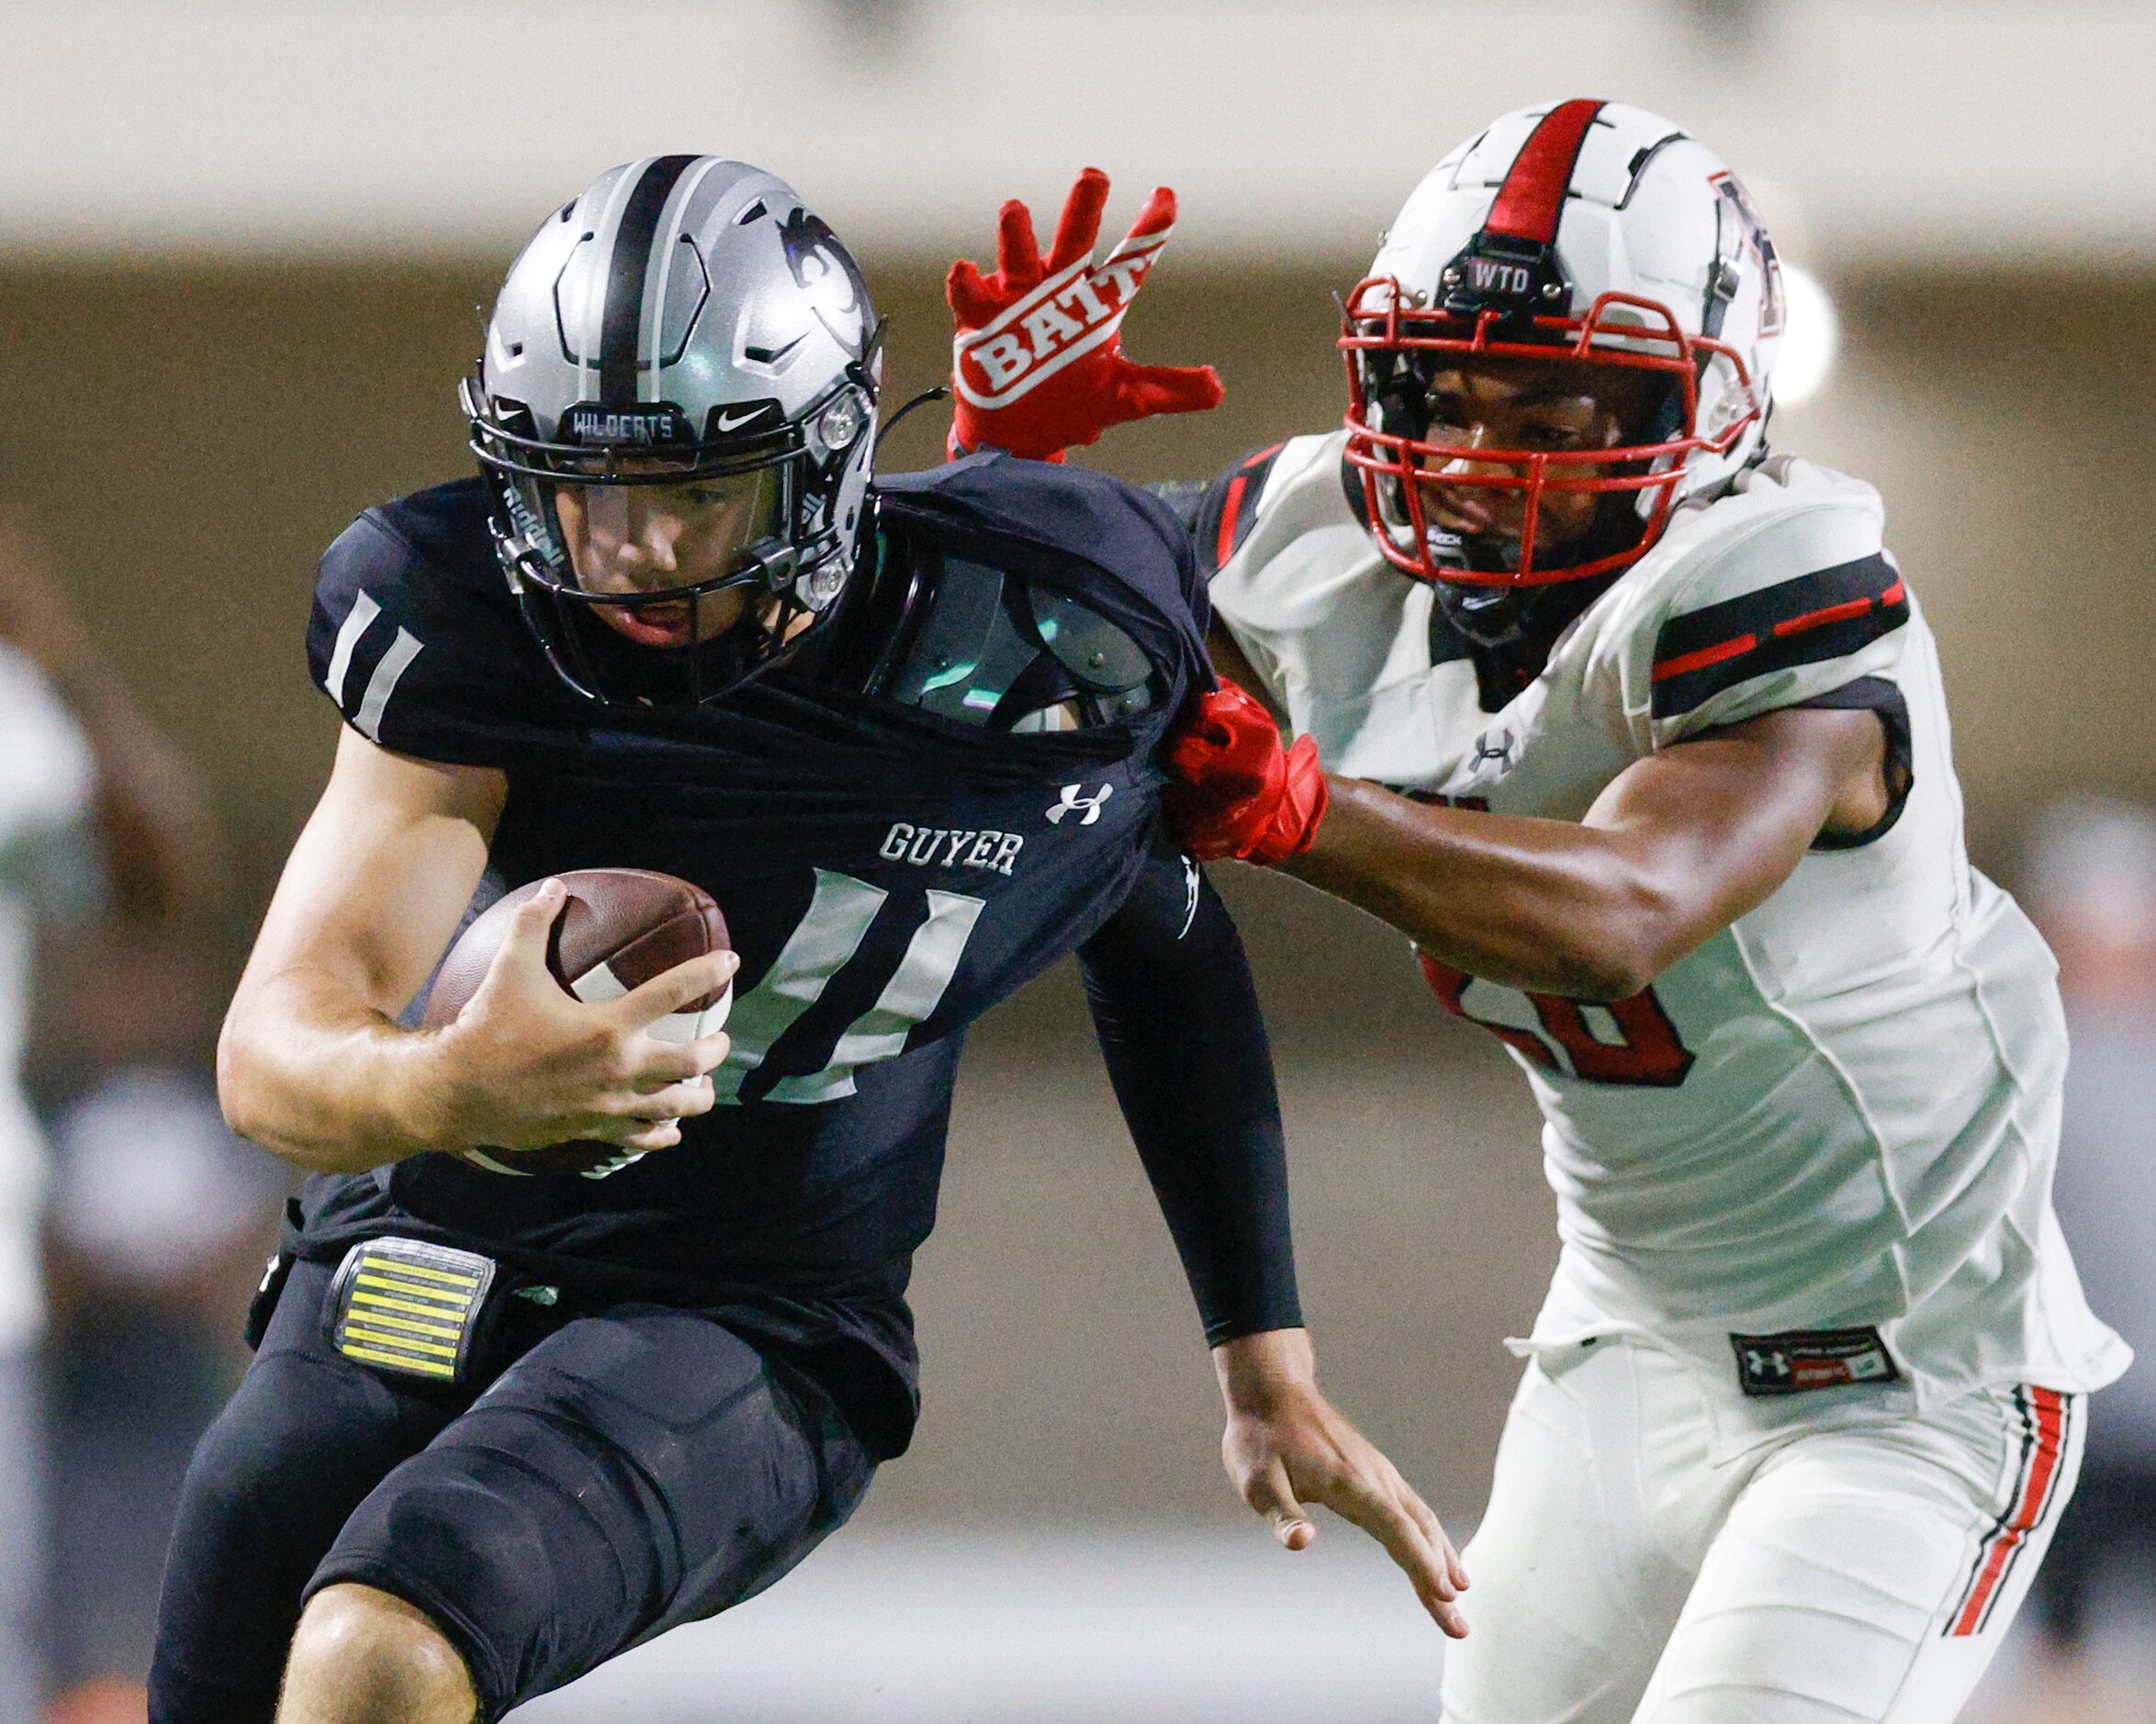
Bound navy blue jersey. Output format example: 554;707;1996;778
297;457;1296;1455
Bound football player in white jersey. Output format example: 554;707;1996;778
947;105;2128;1721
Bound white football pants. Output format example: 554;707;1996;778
1442;1337;2081;1724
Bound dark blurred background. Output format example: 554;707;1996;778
5;2;2155;1718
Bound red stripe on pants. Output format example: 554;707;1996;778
1948;1387;2067;1637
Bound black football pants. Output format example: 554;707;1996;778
147;1259;875;1722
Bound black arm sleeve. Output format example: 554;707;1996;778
1078;832;1302;1345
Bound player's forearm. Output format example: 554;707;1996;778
1081;865;1303;1343
217;966;459;1172
1288;778;1694;1001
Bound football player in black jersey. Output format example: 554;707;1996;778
151;159;1465;1724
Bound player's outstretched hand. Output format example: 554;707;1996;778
431;879;737;1157
946;167;1223;462
1163;679;1330;865
1215;1330;1469;1637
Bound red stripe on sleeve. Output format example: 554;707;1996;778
1772;596;1877;637
1652;633;1757;682
1211;447;1282;571
1215;476;1250;570
1486;100;1606;245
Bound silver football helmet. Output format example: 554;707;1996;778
465;155;882;705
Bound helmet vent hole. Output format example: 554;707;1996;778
736;198;768;226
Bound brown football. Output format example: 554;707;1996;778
421;868;732;1177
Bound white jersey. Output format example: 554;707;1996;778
1207;431;2128;1416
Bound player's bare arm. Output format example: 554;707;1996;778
1291;702;1888;1000
218;725;734;1171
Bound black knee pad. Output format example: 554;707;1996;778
309;1307;873;1718
317;1410;646;1712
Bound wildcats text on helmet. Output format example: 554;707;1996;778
566;405;694;446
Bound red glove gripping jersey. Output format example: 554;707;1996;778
947;168;1224;463
1163;681;1330;867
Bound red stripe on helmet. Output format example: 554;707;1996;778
1485;100;1606;246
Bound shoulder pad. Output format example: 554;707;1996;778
1609;467;1910;738
308;481;556;763
871;454;1210;728
872;543;1161;732
1211;431;1366;581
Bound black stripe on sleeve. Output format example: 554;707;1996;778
1192;443;1286;578
1650;552;1908;718
599;154;700;407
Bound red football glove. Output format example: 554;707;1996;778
947;168;1225;463
1163;680;1331;866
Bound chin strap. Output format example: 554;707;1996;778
1439;572;1619;711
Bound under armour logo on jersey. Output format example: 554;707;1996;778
1745;1349;1791;1382
1470;729;1517;771
1046;782;1114;826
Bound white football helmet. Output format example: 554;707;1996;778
1342;99;1783;588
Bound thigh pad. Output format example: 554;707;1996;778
309;1304;874;1718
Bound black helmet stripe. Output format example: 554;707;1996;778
599;153;700;407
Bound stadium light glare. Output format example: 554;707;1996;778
1774;263;1839;404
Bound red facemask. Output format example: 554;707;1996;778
1340;277;1763;588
